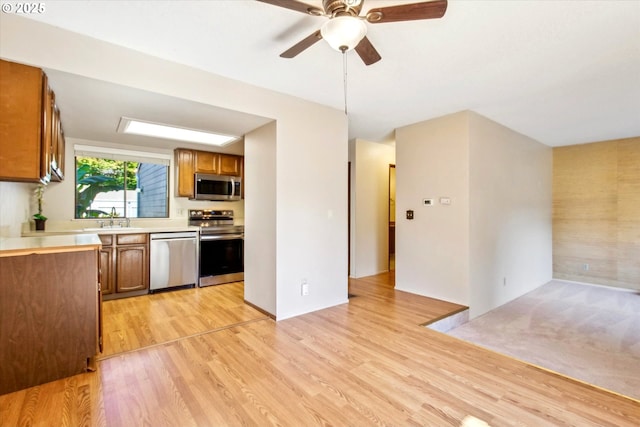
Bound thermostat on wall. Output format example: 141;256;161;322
422;198;434;206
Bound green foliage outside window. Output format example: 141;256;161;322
75;157;138;218
75;155;169;219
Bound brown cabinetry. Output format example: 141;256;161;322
195;151;220;174
0;59;65;183
219;153;242;175
175;148;244;198
0;248;100;395
99;234;114;295
175;148;195;197
50;101;65;181
100;233;149;299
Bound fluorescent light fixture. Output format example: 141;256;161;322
117;117;238;146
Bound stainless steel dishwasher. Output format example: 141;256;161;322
150;231;199;292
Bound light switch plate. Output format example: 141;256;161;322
422;198;434;206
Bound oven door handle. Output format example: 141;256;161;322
200;234;244;241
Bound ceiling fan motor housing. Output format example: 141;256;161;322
323;0;363;17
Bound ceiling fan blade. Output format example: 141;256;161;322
256;0;324;16
280;30;323;58
355;37;381;66
366;0;447;23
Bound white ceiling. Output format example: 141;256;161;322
16;0;640;147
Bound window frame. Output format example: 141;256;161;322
74;145;171;220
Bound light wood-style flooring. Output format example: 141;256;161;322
101;282;269;357
1;273;638;426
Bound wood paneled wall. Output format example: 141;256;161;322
553;137;639;290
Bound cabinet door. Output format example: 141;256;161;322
175;149;195;197
50;103;65;181
57;123;65;179
99;246;114;295
40;81;53;182
0;60;46;182
219;154;241;176
195;151;219;174
116;245;149;293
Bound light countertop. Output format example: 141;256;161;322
21;225;199;237
0;234;102;257
21;218;203;237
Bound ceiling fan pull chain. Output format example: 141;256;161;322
343;50;348;116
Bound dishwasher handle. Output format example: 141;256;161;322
151;237;197;243
150;232;198;241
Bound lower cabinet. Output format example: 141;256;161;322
0;249;100;395
99;235;114;294
100;233;149;299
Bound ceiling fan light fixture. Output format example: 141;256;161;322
321;16;367;52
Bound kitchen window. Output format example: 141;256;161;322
74;145;170;219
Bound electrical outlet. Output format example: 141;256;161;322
301;280;309;296
582;263;590;271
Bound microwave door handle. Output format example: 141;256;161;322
231;177;236;198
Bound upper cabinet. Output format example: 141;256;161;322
0;59;65;183
175;148;243;199
219;153;242;176
195;151;219;175
175;148;196;198
50;102;65;181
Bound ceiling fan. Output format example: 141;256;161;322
257;0;448;65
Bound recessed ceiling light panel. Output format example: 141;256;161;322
117;117;238;146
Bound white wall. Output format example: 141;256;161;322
395;111;552;318
395;112;471;306
0;181;33;237
1;14;348;321
275;109;349;320
468;112;552;317
244;121;277;315
351;139;395;278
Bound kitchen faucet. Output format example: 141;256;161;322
109;207;116;227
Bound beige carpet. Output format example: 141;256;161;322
447;280;640;400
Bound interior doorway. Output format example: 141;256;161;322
388;164;396;271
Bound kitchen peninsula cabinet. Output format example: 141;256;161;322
100;233;149;299
0;235;101;395
0;59;65;183
175;148;244;198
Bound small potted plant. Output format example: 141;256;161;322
33;183;47;231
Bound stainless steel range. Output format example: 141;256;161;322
189;209;244;287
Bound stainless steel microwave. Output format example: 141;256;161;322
193;173;242;201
